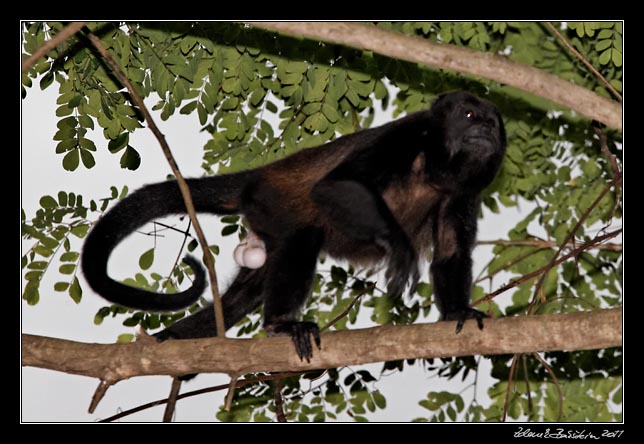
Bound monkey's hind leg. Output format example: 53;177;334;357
262;227;324;362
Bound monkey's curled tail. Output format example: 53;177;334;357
81;173;252;312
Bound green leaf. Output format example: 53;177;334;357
120;146;141;170
70;224;89;238
221;224;238;236
62;149;80;171
40;237;59;249
612;49;622;67
23;284;40;305
139;248;155;270
180;100;198;115
55;104;73;117
80;149;96;169
69;277;82;303
303;113;328;132
39;72;54;90
108;132;129;153
416;282;432;298
57;191;68;206
54;282;70;292
79;137;96;151
321;103;340;123
117;333;135;343
373;391;387;409
39;195;58;208
27;261;47;270
59;263;76;275
56;139;78;154
60;251;80;262
78;114;95;129
33;246;53;258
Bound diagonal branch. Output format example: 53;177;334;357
22;22;86;73
83;31;225;336
473;228;622;307
544;22;622;102
22;308;622;380
243;22;622;131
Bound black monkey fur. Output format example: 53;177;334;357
81;91;506;365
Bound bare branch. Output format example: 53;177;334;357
477;239;621;251
84;32;226;336
243;22;622;131
530;178;621;310
22;22;86;72
99;371;305;422
544;22;622;102
224;375;239;411
163;378;182;422
88;380;111;414
593;122;622;180
473;229;622;306
22;308;621;380
274;379;287;422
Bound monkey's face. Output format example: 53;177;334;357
439;92;505;155
433;91;507;187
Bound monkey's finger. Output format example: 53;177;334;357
407;267;420;297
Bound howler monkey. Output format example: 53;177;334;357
81;91;506;363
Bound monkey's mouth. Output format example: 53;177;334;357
463;135;496;147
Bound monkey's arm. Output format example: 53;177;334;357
430;195;485;332
312;179;419;298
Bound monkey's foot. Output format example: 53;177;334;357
266;321;321;362
443;308;488;333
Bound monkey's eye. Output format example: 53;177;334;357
465;110;475;119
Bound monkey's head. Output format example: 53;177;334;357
431;91;507;188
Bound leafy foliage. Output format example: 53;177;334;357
22;21;622;422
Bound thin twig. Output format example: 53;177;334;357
274;379;287;422
162;377;182;422
545;22;622;102
88;380;111;413
593;122;622;180
532;352;564;421
224;375;239;411
521;354;533;414
476;239;621;252
473;229;622;307
502;354;520;422
22;22;87;72
321;283;374;332
99;371;306;422
529;177;621;311
84;31;225;336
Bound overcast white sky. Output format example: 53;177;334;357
21;75;527;422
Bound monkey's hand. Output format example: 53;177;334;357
382;235;420;299
443;308;488;333
266;321;321;363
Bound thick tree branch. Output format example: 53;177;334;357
243;22;622;131
22;308;621;380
